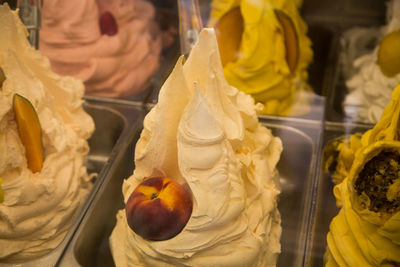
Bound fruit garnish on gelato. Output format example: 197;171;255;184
342;0;400;124
0;4;95;262
99;11;118;36
110;28;283;267
325;82;400;266
214;7;243;66
39;0;167;98
13;94;44;173
125;176;193;241
378;29;400;78
274;9;299;75
208;0;313;116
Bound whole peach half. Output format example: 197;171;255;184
125;177;192;241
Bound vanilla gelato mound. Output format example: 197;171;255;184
0;4;94;262
342;0;400;124
40;0;163;98
325;83;400;266
208;0;313;116
110;28;282;267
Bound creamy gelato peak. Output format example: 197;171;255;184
0;4;94;262
110;28;282;267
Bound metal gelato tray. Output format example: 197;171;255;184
267;118;323;267
56;116;322;267
306;121;372;266
0;98;145;267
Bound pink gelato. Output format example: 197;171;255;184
40;0;163;97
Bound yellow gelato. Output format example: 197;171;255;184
208;0;313;115
325;83;400;266
323;133;363;185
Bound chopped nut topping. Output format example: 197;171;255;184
355;151;400;213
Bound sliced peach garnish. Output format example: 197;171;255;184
274;9;299;75
214;7;244;67
13;94;44;173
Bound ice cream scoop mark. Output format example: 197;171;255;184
99;11;118;36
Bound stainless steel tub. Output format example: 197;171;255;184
270;119;323;267
58;127;141;267
307;121;372;266
57;116;322;267
0;98;145;267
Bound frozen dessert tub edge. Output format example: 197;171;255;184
307;121;373;266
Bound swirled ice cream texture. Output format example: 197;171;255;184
343;0;400;124
0;5;94;262
208;0;313;116
326;84;400;266
110;28;282;267
326;178;400;266
39;0;162;98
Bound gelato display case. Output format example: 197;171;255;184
57;10;328;264
1;0;399;266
